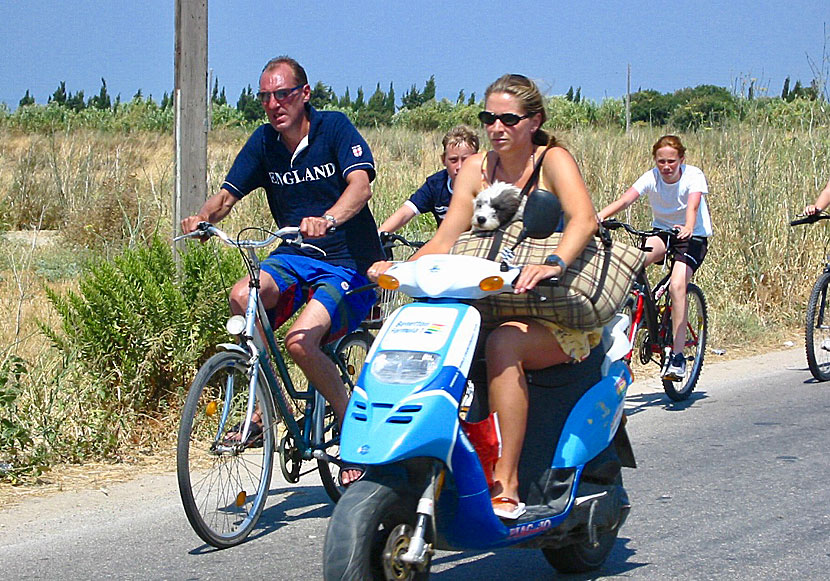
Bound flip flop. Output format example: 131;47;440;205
491;496;526;520
338;464;366;487
223;421;263;448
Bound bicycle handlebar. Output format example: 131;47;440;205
174;222;326;256
601;219;680;239
379;231;426;250
790;213;830;226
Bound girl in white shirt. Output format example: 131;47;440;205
598;135;712;381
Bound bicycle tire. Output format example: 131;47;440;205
177;350;276;548
805;272;830;381
316;331;372;502
662;283;708;401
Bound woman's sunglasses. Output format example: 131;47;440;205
478;111;530;126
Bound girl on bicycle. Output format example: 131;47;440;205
597;135;712;381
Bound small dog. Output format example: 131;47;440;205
471;181;524;231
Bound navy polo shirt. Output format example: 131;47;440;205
407;169;452;226
222;106;384;274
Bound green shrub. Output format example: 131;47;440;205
392;100;481;131
40;235;244;413
0;355;40;483
669;93;738;129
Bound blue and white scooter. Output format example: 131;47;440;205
323;191;637;579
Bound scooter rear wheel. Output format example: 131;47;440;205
541;528;618;574
323;479;428;580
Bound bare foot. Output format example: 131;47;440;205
339;466;364;487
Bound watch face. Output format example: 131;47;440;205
545;255;564;268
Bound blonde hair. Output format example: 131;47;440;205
484;74;555;147
442;125;480;153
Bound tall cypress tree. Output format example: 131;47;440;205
19;90;35;107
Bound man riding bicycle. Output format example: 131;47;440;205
597;135;712;381
180;56;384;484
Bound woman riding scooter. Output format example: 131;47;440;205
368;74;601;519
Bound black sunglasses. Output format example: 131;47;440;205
478;110;531;126
256;84;304;104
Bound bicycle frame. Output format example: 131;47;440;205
236;243;364;460
611;222;699;365
179;224;352;461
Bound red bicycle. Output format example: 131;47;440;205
603;219;709;401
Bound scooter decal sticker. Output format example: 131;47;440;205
508;519;553;539
382;311;457;351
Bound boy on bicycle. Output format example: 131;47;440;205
378;125;479;234
598;135;712;381
180;56;384;483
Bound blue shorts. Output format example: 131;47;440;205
260;253;376;344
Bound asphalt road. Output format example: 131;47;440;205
1;348;828;580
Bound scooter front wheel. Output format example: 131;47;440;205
323;479;428;580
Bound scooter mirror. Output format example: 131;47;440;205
521;189;562;240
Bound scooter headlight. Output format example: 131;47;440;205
370;351;440;384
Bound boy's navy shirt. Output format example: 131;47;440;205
409;169;452;226
223;105;384;274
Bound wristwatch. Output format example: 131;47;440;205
323;214;338;229
544;254;567;273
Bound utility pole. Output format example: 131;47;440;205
174;0;208;250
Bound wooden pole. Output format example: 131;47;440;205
174;0;208;249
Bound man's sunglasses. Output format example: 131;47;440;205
478;111;531;126
256;84;304;104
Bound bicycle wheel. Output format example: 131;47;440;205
316;331;372;502
662;283;708;401
177;350;277;548
805;272;830;381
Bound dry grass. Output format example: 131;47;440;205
1;121;828;493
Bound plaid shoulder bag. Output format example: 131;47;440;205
450;151;645;330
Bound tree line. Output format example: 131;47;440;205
7;73;827;132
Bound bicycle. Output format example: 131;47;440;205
790;212;830;381
602;219;709;401
174;222;373;548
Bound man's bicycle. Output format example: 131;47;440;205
790;212;830;381
603;219;709;401
174;222;372;548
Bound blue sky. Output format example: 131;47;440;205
1;1;827;109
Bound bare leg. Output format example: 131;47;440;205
283;299;348;426
643;235;667;267
669;260;694;354
283;300;363;486
486;320;570;506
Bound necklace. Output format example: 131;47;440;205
494;151;535;185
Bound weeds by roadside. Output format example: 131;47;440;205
0;117;829;483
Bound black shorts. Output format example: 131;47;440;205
655;233;708;272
